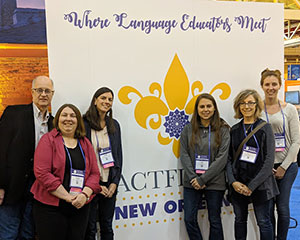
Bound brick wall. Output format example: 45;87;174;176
0;56;49;116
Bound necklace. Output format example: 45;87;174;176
245;124;252;134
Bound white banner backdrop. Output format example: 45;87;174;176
45;0;283;239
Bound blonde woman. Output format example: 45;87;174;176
227;89;278;240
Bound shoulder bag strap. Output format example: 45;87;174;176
233;121;267;162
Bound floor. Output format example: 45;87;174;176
287;167;300;240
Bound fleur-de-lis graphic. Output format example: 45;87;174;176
118;54;231;158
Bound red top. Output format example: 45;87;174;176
31;128;100;206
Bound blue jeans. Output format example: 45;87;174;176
183;187;225;240
0;199;34;240
0;178;34;240
272;162;298;240
231;194;273;240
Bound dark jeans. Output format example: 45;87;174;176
0;199;34;240
183;187;225;240
0;179;34;240
85;186;117;240
33;200;90;240
231;194;273;240
272;162;298;240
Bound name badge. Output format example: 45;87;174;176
239;146;258;163
195;154;209;174
274;133;286;152
70;169;85;195
99;147;115;168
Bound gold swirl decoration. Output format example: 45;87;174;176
118;54;231;158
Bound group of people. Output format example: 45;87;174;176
0;68;298;240
181;69;300;240
0;76;122;240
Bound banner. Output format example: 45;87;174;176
45;0;283;239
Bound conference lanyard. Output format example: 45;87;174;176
95;132;115;168
63;139;86;194
239;123;260;164
195;125;211;174
264;101;286;151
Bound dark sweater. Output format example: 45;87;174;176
227;118;279;203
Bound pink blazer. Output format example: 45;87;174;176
31;129;100;206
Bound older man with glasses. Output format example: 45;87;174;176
0;76;54;240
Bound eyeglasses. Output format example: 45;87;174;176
239;102;257;107
32;88;54;95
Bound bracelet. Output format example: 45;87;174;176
81;191;90;201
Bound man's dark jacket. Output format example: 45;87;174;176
0;104;53;204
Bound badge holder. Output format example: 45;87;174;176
265;101;286;152
70;169;85;195
274;133;286;152
99;147;115;168
240;124;260;164
239;146;259;164
195;155;209;174
194;126;211;174
64;139;86;195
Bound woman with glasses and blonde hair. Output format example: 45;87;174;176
227;89;279;240
180;93;230;240
260;69;300;240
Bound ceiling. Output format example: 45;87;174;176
218;0;300;60
218;0;300;9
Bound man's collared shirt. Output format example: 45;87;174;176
32;103;50;149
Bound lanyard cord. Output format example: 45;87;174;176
94;129;112;153
242;123;260;151
195;125;211;161
63;138;86;170
264;100;285;136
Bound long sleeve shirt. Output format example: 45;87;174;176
180;122;230;190
31;129;100;206
261;103;300;170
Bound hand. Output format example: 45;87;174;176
72;193;86;209
274;166;286;179
241;186;252;196
107;183;117;198
190;178;204;190
64;193;76;203
232;181;251;196
100;185;109;197
0;189;5;205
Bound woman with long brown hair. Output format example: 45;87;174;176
84;87;122;240
180;93;230;240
